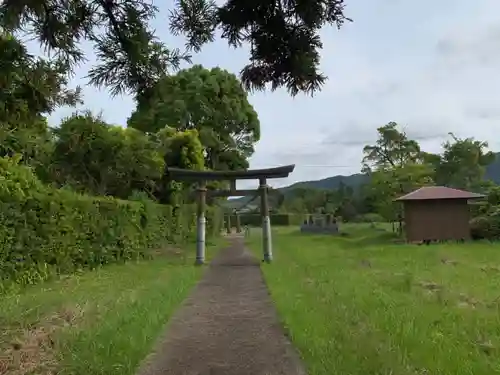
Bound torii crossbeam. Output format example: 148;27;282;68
167;165;295;264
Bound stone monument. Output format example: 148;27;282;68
300;213;339;234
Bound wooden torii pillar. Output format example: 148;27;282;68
167;165;295;265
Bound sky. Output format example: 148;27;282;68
47;0;500;189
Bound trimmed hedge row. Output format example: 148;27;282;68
230;212;389;227
350;213;386;223
0;157;222;288
231;213;305;227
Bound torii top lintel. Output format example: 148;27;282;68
167;164;295;181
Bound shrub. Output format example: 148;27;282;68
207;206;224;237
0;157;221;288
287;214;307;226
352;213;386;223
470;209;500;240
231;213;300;227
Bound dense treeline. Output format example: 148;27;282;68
274;122;500;238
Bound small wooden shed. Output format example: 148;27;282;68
395;186;484;242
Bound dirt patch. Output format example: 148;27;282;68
303;277;315;286
391;238;406;244
148;246;185;259
480;265;500;273
1;325;57;375
360;259;372;268
457;293;480;309
440;257;458;266
475;337;495;356
0;304;86;375
416;281;447;304
417;281;443;292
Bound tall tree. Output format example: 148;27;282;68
362;122;422;172
0;33;81;169
0;1;187;97
128;65;260;171
362;122;433;232
0;0;350;96
432;134;495;190
0;34;80;119
366;163;434;223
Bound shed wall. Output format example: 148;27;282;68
404;199;471;242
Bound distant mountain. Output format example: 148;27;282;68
282;151;500;191
280;173;369;192
224;152;500;209
224;173;369;210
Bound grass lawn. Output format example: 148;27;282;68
0;239;224;375
248;224;500;375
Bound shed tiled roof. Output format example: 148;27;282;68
395;186;485;201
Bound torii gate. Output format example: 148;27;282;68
167;165;295;265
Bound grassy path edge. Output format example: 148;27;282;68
1;240;226;375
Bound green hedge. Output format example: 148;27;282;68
470;209;500;240
231;213;305;227
0;157;222;288
351;213;385;223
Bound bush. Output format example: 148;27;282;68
287;214;307;226
207;206;224;238
352;213;385;223
470;210;500;240
0;157;221;288
232;213;289;227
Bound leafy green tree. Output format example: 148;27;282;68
0;33;80;119
116;126;166;198
281;195;306;213
365;164;433;224
271;188;285;210
0;1;187;97
0;33;81;171
354;183;378;214
50;113;206;203
158;128;205;204
0;117;53;177
285;187;319;213
50;112;164;198
362;122;422;172
162;129;205;171
432;134;495;190
0;0;350;96
279;187;331;214
170;0;351;95
335;200;357;222
129;65;260;171
362;122;433;231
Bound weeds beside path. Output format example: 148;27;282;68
0;242;222;375
248;225;500;375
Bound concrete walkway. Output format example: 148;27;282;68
137;236;306;375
